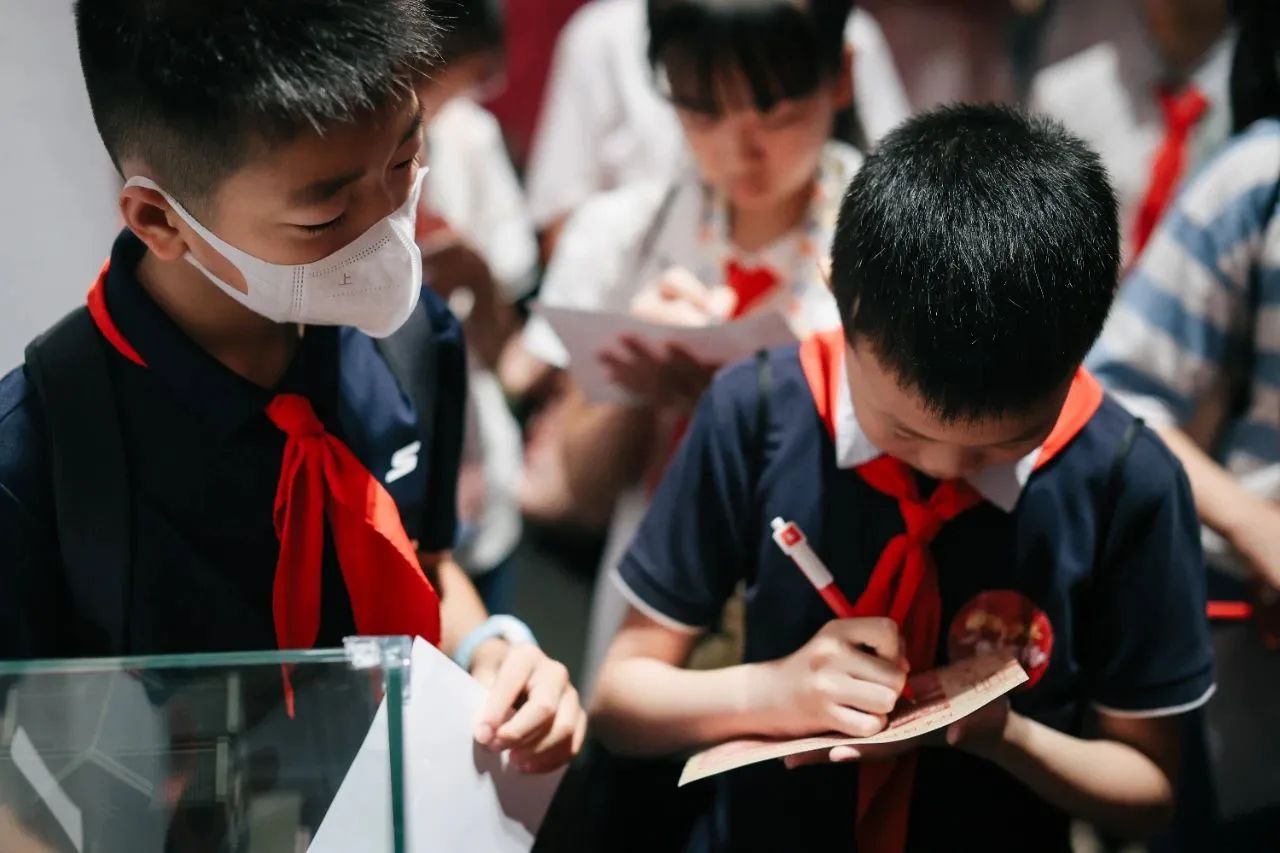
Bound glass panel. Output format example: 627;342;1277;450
0;637;410;853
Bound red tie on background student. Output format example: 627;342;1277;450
86;265;443;710
849;457;983;853
799;330;1106;852
648;261;781;493
1131;84;1209;257
724;260;779;318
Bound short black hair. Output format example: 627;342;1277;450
1230;0;1280;131
831;104;1119;422
426;0;505;65
74;0;439;207
647;0;852;115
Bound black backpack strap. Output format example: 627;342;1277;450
741;349;774;585
24;307;131;652
1094;414;1145;568
375;298;439;465
1105;416;1144;513
753;349;773;483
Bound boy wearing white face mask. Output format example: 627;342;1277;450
0;0;584;778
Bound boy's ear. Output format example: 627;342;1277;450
119;183;189;262
836;44;855;111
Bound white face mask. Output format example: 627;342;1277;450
123;169;428;338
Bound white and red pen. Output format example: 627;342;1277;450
771;516;915;701
771;517;858;617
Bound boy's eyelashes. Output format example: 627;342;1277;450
299;213;347;235
295;157;419;235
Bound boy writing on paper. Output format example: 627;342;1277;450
0;0;582;776
590;105;1214;851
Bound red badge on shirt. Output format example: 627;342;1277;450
948;590;1054;688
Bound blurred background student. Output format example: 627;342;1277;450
520;0;910;251
520;0;865;698
507;0;908;553
4;0;1280;850
417;0;536;613
1031;0;1235;265
1088;0;1280;845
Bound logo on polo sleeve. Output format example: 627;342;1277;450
948;589;1054;688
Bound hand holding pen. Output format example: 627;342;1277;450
771;517;916;703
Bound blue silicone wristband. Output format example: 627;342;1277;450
453;614;538;673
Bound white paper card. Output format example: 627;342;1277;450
533;303;798;404
310;638;565;852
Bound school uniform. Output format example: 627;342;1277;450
423;97;535;596
523;141;861;692
523;0;909;227
0;228;464;658
1030;26;1236;264
618;333;1214;852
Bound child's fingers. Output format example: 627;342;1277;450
632;275;715;326
826;705;888;739
782;749;831;770
601;349;659;398
665;344;715;372
828;616;904;663
820;673;902;716
783;745;866;770
827;745;863;763
619;336;661;364
658;267;715;311
510;688;586;774
476;646;538;744
827;644;908;695
665;346;718;400
494;658;570;748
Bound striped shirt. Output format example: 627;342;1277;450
1088;118;1280;572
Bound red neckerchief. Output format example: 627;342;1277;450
1132;84;1209;257
798;330;1102;853
87;261;443;709
724;260;780;318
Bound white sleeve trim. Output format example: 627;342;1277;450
1092;683;1217;719
611;570;704;635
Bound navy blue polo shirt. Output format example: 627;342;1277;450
619;345;1214;852
0;230;465;659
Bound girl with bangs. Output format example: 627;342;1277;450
522;0;862;695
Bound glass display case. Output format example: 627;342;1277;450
0;637;411;853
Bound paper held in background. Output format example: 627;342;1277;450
679;654;1028;786
310;637;565;853
532;303;798;404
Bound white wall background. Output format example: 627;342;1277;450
0;1;121;370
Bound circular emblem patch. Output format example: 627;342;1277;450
948;590;1054;688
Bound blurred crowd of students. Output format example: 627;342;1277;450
2;0;1278;849
421;0;1280;848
